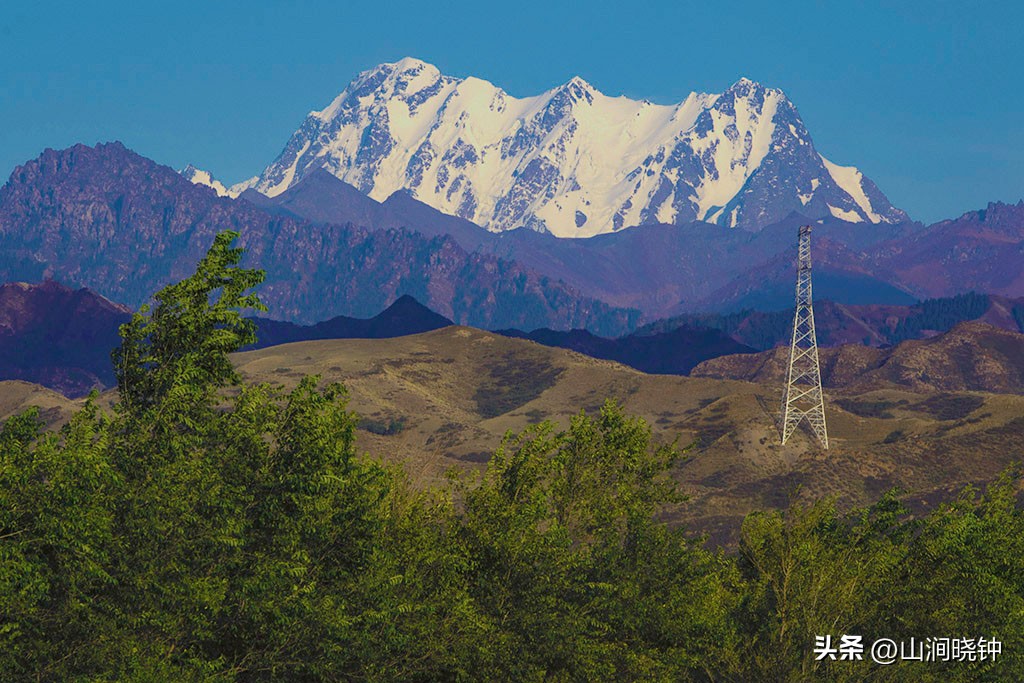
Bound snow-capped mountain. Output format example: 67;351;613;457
180;164;231;197
225;57;908;236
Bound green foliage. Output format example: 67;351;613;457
112;230;266;414
451;403;731;680
725;483;1024;682
358;415;408;435
887;292;991;344
732;494;909;681
0;402;117;679
2;232;1022;680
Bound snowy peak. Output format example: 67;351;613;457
677;80;787;226
557;76;598;101
315;57;454;122
238;59;908;236
725;76;761;94
353;57;446;100
180;164;233;197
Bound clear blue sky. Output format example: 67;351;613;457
2;0;1021;223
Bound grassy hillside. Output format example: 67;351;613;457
232;326;1024;546
8;322;1021;547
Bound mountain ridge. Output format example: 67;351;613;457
215;57;907;236
237;168;927;316
641;293;1024;350
0;142;638;333
249;294;454;349
188;163;1024;317
495;325;756;375
4;273;1022;398
6;143;1022;334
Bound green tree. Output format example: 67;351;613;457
0;402;117;679
454;402;736;681
112;230;266;416
872;473;1024;682
99;231;395;679
732;493;910;681
0;231;397;680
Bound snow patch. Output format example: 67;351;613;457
228;176;259;197
265;140;311;197
821;156;884;223
828;204;863;222
180;165;232;197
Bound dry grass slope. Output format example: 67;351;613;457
0;380;80;426
232;326;1024;546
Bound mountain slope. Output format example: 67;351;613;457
641;293;1024;350
0;142;639;333
692;321;1024;394
0;380;81;425
0;282;451;395
3;323;1023;548
691;202;1024;310
222;170;1024;319
230;57;907;235
0;281;131;396
872;201;1024;298
249;169;923;316
180;164;230;197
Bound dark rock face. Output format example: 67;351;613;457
0;143;639;335
0;281;131;396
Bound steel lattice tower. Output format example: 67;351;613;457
780;225;829;449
